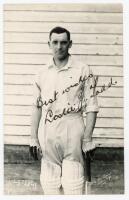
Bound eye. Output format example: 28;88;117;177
61;41;68;45
52;41;58;45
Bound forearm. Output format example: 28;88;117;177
84;112;97;141
30;105;42;140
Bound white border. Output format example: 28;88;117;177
123;0;129;198
0;0;4;197
1;0;129;200
3;0;127;3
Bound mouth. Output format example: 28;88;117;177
56;51;64;54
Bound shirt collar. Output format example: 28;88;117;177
48;55;72;72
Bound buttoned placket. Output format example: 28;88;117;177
45;57;73;162
53;65;69;161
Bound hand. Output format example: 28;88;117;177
29;138;42;160
82;139;96;160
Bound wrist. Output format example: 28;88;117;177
29;137;39;147
83;136;92;142
30;132;38;140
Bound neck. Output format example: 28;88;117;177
54;55;69;68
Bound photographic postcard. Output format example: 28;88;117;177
0;0;129;199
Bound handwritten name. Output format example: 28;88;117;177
90;76;117;97
45;102;87;124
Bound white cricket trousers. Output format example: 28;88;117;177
38;114;86;195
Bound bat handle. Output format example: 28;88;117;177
84;151;91;182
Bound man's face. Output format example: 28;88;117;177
48;32;72;60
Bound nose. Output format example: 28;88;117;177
57;42;61;49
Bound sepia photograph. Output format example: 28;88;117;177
3;1;124;196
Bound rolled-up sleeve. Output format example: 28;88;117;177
32;71;41;107
83;66;99;113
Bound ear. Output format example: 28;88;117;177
48;41;51;49
69;40;72;49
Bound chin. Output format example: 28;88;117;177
57;54;68;60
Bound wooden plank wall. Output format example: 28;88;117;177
4;3;123;147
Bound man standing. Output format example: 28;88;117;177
30;27;99;195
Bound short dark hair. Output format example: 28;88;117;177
49;26;70;41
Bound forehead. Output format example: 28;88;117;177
50;32;68;41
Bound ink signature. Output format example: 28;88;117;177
91;172;112;187
90;76;117;97
45;101;87;124
36;73;117;124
